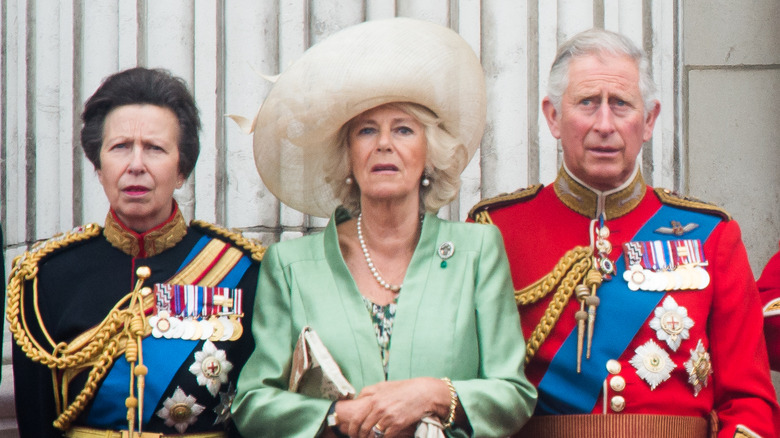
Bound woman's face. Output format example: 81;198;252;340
97;104;184;232
348;104;427;206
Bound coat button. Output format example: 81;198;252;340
610;375;626;392
606;359;621;374
610;395;626;412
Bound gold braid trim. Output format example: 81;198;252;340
520;247;594;364
6;224;154;430
468;184;544;220
654;188;731;221
191;219;266;262
7;224;104;357
472;210;494;225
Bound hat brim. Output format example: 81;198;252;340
253;17;486;217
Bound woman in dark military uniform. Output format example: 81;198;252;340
7;67;263;438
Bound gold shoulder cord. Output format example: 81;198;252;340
473;210;596;364
518;247;594;364
191;219;266;262
6;225;155;432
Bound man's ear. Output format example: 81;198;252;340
542;97;562;139
643;100;661;142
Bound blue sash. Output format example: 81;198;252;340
535;205;721;414
87;236;251;427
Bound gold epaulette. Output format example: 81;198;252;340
468;184;544;224
9;223;103;271
190;219;266;262
5;223;112;430
6;223;104;353
654;188;731;221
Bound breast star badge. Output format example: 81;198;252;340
684;339;712;397
156;387;205;433
630;339;676;390
649;296;694;351
189;340;233;397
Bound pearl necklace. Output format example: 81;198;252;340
356;213;403;293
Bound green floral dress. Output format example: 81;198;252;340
362;296;398;379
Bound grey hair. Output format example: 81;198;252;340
324;102;467;215
547;28;657;115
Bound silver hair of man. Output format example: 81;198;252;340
547;28;658;116
324;102;468;215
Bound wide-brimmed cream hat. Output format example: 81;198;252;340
249;17;486;218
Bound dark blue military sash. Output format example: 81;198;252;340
87;236;251;427
535;205;720;414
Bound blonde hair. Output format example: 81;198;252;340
324;102;468;215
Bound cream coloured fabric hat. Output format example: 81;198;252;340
251;17;486;218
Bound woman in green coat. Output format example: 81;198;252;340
232;18;537;438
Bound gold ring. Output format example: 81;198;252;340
371;424;385;438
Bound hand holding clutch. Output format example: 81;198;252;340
289;326;356;400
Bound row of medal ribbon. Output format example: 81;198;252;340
148;283;244;342
622;239;710;291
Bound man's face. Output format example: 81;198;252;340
543;53;660;191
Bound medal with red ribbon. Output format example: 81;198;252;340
622;239;710;291
149;284;244;341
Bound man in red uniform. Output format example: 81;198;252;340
470;28;779;437
760;242;780;369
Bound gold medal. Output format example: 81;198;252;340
677;268;693;290
209;315;225;341
228;315;243;341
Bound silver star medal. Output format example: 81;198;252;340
189;340;233;396
649;296;694;351
684;339;712;397
630;339;676;390
214;382;236;425
157;386;206;433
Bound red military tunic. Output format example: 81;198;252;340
469;166;779;438
759;241;780;370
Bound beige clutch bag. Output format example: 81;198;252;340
289;326;356;400
289;327;446;436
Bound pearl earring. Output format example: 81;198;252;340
421;177;430;187
345;176;353;185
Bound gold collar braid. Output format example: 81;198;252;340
553;164;646;220
6;225;155;432
103;207;187;258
